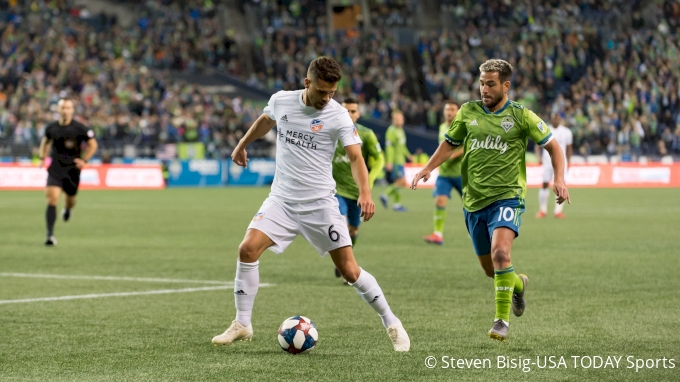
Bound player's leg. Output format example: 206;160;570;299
537;164;552;218
391;165;407;211
44;176;62;245
62;171;79;222
330;246;410;351
334;195;351;278
302;197;409;351
464;207;494;277
213;199;295;346
425;177;454;244
487;201;527;342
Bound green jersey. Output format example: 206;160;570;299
445;100;552;212
333;123;384;200
438;122;462;178
385;125;410;165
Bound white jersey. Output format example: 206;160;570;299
263;90;362;203
542;124;573;164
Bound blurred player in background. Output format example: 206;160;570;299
38;98;98;246
412;59;570;342
332;97;385;281
424;102;464;245
536;114;573;218
380;111;411;212
212;57;410;352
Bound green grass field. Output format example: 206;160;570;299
1;187;678;381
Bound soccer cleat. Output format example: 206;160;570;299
386;324;410;352
554;213;566;219
45;236;57;246
488;319;509;342
535;211;546;218
62;208;71;222
512;274;529;317
423;233;443;245
392;205;407;212
212;320;253;346
380;194;388;209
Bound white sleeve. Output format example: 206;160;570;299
263;92;279;120
337;113;362;147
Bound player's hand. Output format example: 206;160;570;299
385;162;393;172
74;158;86;169
410;169;431;189
357;192;375;222
231;145;249;168
553;179;571;205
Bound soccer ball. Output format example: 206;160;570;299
277;316;318;354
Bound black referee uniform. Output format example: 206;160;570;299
44;120;94;195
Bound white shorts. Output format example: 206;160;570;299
247;196;352;257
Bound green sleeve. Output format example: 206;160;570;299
368;152;384;188
384;128;395;164
522;109;553;146
444;106;467;146
401;138;411;158
365;131;384;188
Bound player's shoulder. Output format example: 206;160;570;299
269;89;300;102
459;100;483;112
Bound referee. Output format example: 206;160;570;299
38;98;98;245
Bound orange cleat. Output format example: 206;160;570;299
554;213;567;219
423;233;443;245
535;211;547;218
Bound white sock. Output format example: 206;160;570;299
350;268;400;328
234;260;259;327
554;199;564;214
538;188;550;213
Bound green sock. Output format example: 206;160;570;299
494;265;518;322
514;272;524;294
351;235;357;246
385;184;396;199
433;206;446;235
392;188;401;204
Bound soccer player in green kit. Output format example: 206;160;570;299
380;110;411;211
332;97;385;280
424;101;464;245
411;59;570;341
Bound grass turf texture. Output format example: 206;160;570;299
0;187;678;381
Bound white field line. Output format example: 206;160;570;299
0;272;232;285
0;285;235;305
0;272;274;305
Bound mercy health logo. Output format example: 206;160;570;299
310;119;324;133
469;135;509;154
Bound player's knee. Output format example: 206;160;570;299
238;241;261;263
341;266;361;284
491;246;511;265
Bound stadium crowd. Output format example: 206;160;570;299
0;0;679;159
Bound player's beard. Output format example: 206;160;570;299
482;93;504;110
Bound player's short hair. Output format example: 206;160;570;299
308;56;342;84
479;59;513;83
444;100;458;108
342;97;359;105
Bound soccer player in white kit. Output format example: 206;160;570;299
536;114;573;218
212;57;410;352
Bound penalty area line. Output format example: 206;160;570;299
0;284;273;305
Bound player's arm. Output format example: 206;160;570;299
38;137;51;168
402;140;413;162
232;114;277;168
411;107;466;189
366;132;385;188
345;144;375;222
566;144;572;168
449;146;464;160
535;143;542;165
74;138;98;169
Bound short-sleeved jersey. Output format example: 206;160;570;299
333;123;383;200
44;120;94;167
541;124;573;164
385;125;410;165
438;122;462;178
445;100;553;212
265;90;362;203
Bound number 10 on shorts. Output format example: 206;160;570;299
498;206;516;222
